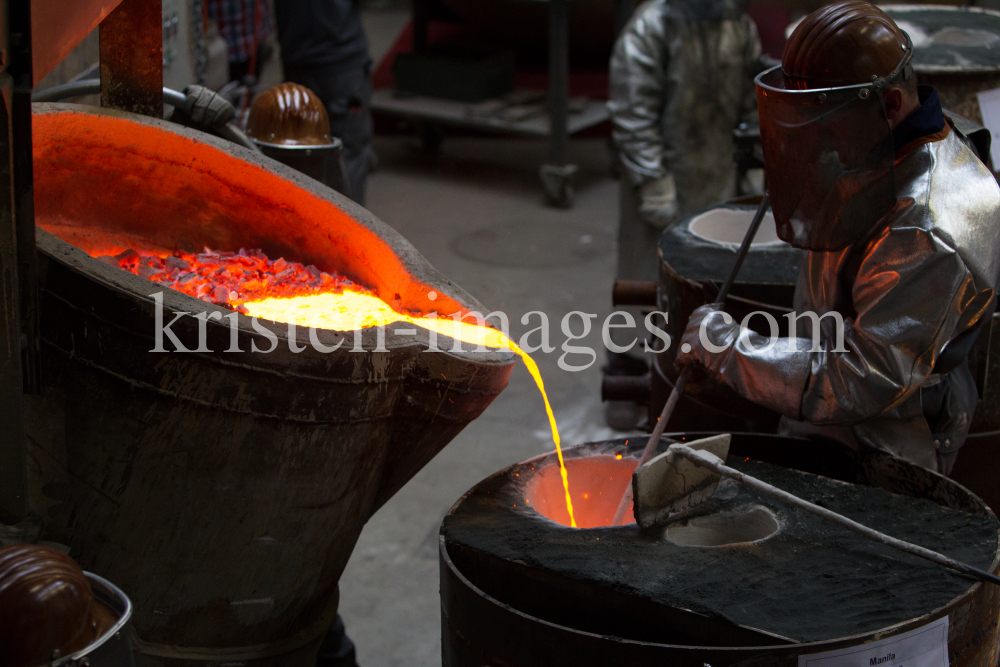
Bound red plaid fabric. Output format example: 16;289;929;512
207;0;274;64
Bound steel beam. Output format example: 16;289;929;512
100;0;163;116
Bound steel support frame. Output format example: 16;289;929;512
0;0;40;526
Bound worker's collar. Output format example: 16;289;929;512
892;85;944;151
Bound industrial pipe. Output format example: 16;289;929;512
612;279;658;307
601;375;651;403
32;80;261;154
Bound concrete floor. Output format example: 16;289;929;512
336;134;639;666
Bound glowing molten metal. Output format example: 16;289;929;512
105;247;579;527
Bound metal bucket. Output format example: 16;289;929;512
26;103;515;666
53;573;135;667
441;433;1000;666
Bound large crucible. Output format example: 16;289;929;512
442;434;1000;666
25;103;515;666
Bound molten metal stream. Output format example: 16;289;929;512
244;293;578;527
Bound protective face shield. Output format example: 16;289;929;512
755;36;913;251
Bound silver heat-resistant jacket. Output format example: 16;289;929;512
683;125;1000;471
608;0;761;210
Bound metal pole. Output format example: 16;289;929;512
0;0;38;526
100;0;164;116
548;0;568;166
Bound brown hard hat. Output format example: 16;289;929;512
247;83;333;146
0;544;98;667
782;1;910;89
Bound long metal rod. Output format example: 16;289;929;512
672;443;1000;587
612;193;771;526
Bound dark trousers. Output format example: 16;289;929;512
283;61;374;205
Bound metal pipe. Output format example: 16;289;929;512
601;375;651;403
612;279;658;307
32;81;261;154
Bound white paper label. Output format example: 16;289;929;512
797;616;949;667
975;87;1000;168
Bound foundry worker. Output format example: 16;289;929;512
676;1;1000;475
604;0;763;429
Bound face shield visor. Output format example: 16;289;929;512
754;40;912;251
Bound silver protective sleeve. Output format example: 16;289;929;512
685;129;1000;468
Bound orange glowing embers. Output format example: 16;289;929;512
526;456;637;528
103;248;356;312
105;245;579;526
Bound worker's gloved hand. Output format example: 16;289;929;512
638;174;679;230
183;85;236;130
675;303;739;370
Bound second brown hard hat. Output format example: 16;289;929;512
0;544;99;667
782;1;910;90
247;83;334;146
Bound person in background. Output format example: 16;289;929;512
274;0;373;205
206;0;275;84
603;0;763;430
